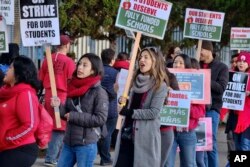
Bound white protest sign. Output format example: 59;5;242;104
19;0;60;46
184;8;225;42
0;15;9;53
0;0;14;25
117;69;129;100
160;91;191;127
230;27;250;50
222;71;249;110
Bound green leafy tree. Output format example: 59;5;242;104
59;0;250;53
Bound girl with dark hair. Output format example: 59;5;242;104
114;48;169;167
51;53;109;167
165;46;182;68
0;56;41;167
166;54;205;167
226;52;250;152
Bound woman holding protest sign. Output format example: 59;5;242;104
165;54;205;167
114;47;169;167
226;52;250;151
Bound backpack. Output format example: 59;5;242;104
35;104;53;148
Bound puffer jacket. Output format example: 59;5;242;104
60;83;109;146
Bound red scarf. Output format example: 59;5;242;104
67;76;101;98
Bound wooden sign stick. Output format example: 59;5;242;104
196;39;202;61
116;32;141;130
45;44;61;128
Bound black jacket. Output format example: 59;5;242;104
60;83;109;146
200;59;229;113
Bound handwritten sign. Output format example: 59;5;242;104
161;91;191;127
0;0;14;25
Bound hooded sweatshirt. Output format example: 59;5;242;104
0;83;39;151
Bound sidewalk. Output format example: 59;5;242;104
33;124;228;167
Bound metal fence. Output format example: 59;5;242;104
5;26;232;67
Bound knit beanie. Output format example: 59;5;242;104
201;41;213;52
237;52;250;66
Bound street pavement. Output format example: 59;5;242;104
33;124;228;167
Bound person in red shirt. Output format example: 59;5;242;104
39;35;76;166
0;56;41;166
113;52;130;71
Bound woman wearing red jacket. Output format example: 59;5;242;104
165;54;205;167
226;52;250;151
0;56;41;167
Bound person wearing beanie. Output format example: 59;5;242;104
226;51;250;153
199;40;229;167
39;35;76;166
237;52;250;67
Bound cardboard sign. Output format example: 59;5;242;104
175;117;212;152
19;0;60;46
230;27;250;50
169;68;211;104
0;0;14;25
0;15;9;53
115;0;172;39
160;91;191;127
195;117;213;151
222;71;249;110
117;69;129;100
184;8;225;42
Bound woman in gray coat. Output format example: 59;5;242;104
114;48;169;167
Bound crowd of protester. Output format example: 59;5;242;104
1;36;250;167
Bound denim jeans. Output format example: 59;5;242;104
57;143;97;167
166;130;197;167
45;131;64;163
204;110;220;167
98;117;117;163
196;151;206;167
233;133;250;151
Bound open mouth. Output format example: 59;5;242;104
139;63;145;68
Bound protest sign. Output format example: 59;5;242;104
19;0;60;46
230;27;250;50
195;117;213;151
116;69;128;130
115;0;172;39
117;69;129;100
222;71;249;110
176;117;212;152
169;68;211;104
184;8;225;42
160;91;191;127
0;0;14;25
0;15;9;53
